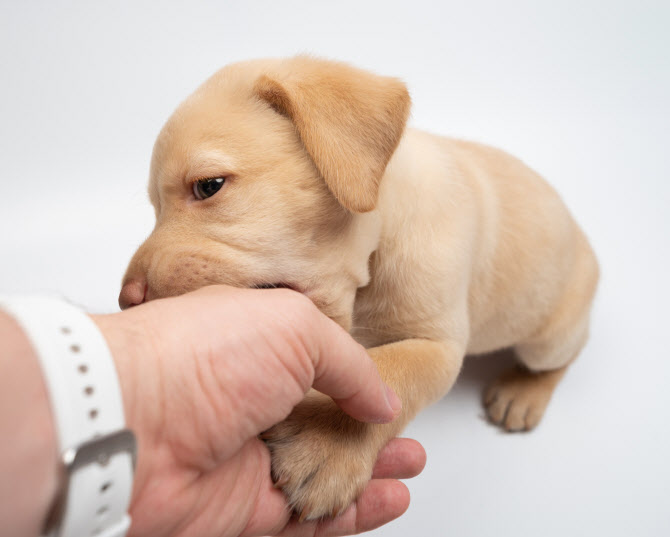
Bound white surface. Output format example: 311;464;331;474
1;1;668;535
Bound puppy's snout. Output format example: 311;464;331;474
119;278;147;310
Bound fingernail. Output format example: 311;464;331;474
384;384;402;420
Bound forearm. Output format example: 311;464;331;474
0;312;59;537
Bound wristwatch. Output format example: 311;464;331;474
0;296;136;537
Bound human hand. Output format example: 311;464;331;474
93;285;425;537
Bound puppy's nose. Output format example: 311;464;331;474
119;279;147;310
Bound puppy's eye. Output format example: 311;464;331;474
193;177;226;200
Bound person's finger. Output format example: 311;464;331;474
254;439;423;537
372;438;426;479
329;479;410;536
202;285;401;424
276;479;410;537
258;439;423;536
306;308;402;424
186;285;400;425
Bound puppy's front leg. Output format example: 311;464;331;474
263;338;464;520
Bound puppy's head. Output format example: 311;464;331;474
120;56;410;328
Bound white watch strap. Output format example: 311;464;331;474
0;296;134;537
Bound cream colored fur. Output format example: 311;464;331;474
121;56;599;520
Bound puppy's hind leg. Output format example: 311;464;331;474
485;236;599;432
484;361;569;432
484;316;590;432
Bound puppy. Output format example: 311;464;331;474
120;56;599;520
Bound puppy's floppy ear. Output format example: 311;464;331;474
254;57;410;212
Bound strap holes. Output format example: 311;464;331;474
70;344;81;353
84;386;94;396
100;481;112;493
78;364;88;374
97;505;109;516
60;326;71;335
97;452;110;466
89;409;99;419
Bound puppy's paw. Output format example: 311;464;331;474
262;394;379;521
484;367;558;432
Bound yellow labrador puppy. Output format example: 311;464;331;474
120;56;599;520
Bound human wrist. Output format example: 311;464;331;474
0;311;59;537
90;308;157;496
89;313;139;432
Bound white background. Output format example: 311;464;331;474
1;1;669;535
